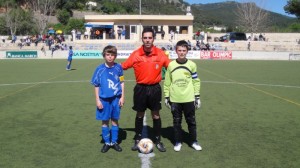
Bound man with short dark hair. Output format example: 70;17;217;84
121;27;170;152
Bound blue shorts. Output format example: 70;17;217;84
96;96;121;121
67;56;72;61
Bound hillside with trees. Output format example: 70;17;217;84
0;0;299;36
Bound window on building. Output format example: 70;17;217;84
179;26;188;34
168;26;176;34
131;25;136;33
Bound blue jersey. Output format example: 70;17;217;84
91;63;124;98
68;49;73;61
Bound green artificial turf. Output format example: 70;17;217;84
0;59;299;168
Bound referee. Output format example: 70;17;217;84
121;27;170;152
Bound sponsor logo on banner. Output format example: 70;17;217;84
73;50;102;58
6;51;37;58
200;51;232;60
169;51;200;59
117;50;132;59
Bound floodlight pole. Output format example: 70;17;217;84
139;0;142;42
139;0;141;15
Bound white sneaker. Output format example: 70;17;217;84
191;142;202;151
174;142;182;152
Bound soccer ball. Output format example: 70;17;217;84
138;138;154;154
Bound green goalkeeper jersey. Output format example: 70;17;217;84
164;59;200;103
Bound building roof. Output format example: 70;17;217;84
85;15;194;22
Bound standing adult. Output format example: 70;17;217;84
161;29;165;40
170;30;174;41
121;27;170;152
1;36;5;43
117;27;122;39
71;29;76;41
121;29;126;40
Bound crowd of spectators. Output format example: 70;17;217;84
1;33;68;52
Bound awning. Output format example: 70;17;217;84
84;22;114;29
48;30;55;34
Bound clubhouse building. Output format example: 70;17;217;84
83;14;194;42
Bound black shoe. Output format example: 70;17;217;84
131;140;139;151
155;141;166;152
112;143;122;152
101;143;110;153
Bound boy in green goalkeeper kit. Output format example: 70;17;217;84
163;40;202;152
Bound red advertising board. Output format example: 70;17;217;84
200;51;232;60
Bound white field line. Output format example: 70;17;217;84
140;111;154;168
203;81;300;89
1;80;300;89
139;153;155;168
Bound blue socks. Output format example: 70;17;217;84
102;126;110;144
111;125;119;144
102;125;119;144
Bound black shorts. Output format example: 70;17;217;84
132;83;162;112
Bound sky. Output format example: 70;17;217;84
184;0;295;17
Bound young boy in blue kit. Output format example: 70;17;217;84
66;46;73;70
91;45;125;153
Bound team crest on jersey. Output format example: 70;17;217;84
184;72;190;76
156;64;159;69
107;79;119;95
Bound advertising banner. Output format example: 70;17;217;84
73;50;102;59
200;51;232;60
117;51;132;59
169;50;201;59
6;51;37;58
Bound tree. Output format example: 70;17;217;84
5;7;23;35
65;18;84;34
0;16;8;35
57;9;71;25
284;0;300;19
235;0;269;33
24;0;59;34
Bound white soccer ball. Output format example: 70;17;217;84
138;138;154;154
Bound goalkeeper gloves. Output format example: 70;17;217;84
194;96;201;109
165;97;171;109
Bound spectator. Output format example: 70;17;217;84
121;29;126;39
11;35;17;43
117;27;122;39
76;30;81;40
84;31;89;39
41;45;46;56
187;40;192;50
200;30;205;44
1;36;5;43
170;30;174;41
109;29;114;39
195;30;200;41
247;42;251;51
95;29;100;39
161;29;165;40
